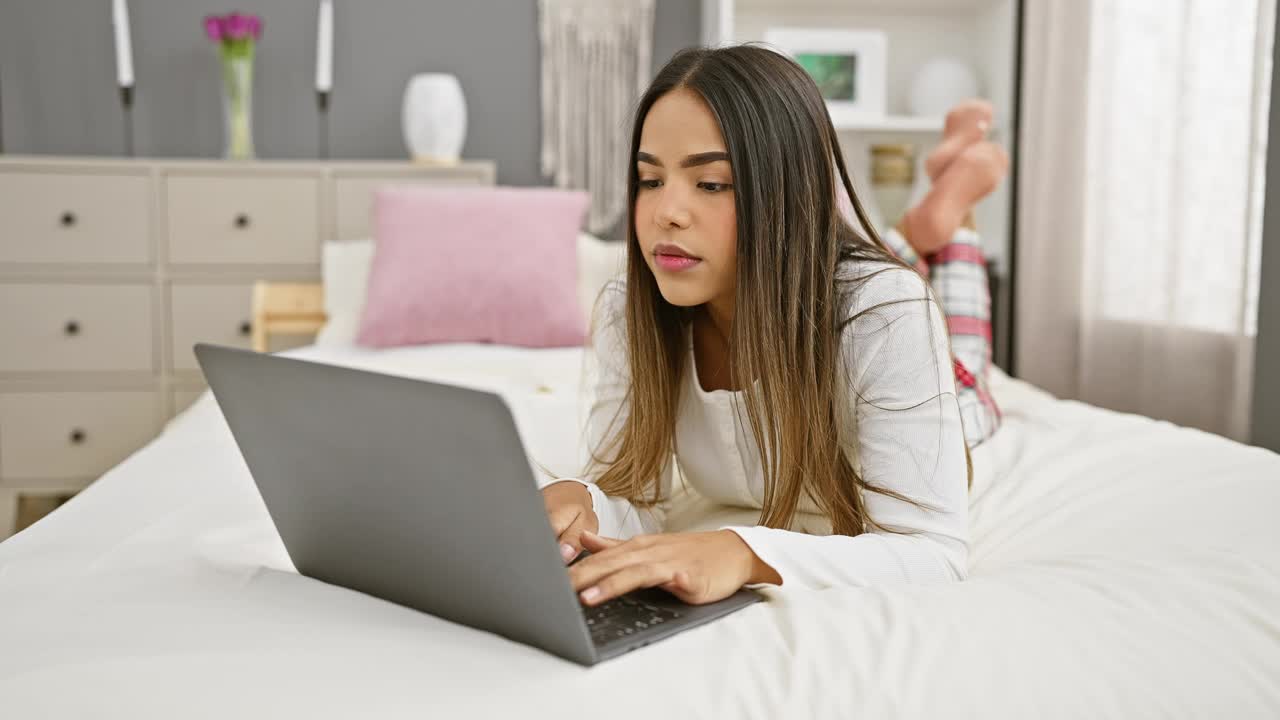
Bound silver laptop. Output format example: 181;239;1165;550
194;344;761;666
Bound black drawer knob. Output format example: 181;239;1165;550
60;211;77;227
69;428;86;445
64;320;80;336
239;321;252;336
234;213;251;229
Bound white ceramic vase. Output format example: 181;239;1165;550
401;73;467;163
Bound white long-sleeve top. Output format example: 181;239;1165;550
561;259;969;589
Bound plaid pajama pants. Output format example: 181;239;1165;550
881;227;1003;449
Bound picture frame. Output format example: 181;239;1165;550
762;28;888;126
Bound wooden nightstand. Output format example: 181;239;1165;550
250;282;325;352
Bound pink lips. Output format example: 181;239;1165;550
653;243;701;272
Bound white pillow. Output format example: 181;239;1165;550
575;232;626;329
316;232;626;346
315;238;376;346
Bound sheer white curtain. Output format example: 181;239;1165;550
1017;0;1274;441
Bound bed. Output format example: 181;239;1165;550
1;337;1278;718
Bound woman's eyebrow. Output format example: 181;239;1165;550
636;151;730;168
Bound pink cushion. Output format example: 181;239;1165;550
356;186;589;348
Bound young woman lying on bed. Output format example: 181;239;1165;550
541;45;1008;606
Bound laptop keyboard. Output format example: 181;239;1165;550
584;594;683;646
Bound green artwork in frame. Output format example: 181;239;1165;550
795;52;858;101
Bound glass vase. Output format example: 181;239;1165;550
221;53;255;160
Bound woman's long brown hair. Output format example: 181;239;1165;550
588;45;960;537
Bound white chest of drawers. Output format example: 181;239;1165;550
0;156;496;538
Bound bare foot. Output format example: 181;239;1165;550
924;99;995;181
900;141;1009;256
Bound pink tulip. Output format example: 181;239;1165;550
203;12;262;45
225;12;249;40
203;15;224;41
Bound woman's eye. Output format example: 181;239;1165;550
698;181;732;193
638;178;662;189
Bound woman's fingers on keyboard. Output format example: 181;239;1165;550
580;563;675;606
580;530;621;550
660;571;693;596
558;517;589;560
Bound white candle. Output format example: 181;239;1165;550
111;0;134;88
316;0;333;93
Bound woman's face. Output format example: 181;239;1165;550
634;87;738;312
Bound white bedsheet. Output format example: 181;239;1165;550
2;343;1278;719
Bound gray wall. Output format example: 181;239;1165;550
0;0;700;186
0;1;129;157
1251;0;1280;453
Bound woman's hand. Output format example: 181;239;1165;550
569;529;782;607
541;480;599;563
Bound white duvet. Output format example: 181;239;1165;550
1;343;1278;719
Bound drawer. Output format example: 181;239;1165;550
0;284;154;373
10;489;80;538
171;387;208;417
0;391;160;482
0;171;151;264
169;283;314;372
169;283;257;371
332;174;487;241
166;174;320;264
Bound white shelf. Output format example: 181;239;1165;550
737;0;1004;12
833;115;944;132
833;115;1003;134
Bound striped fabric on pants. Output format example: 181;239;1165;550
880;227;1003;449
